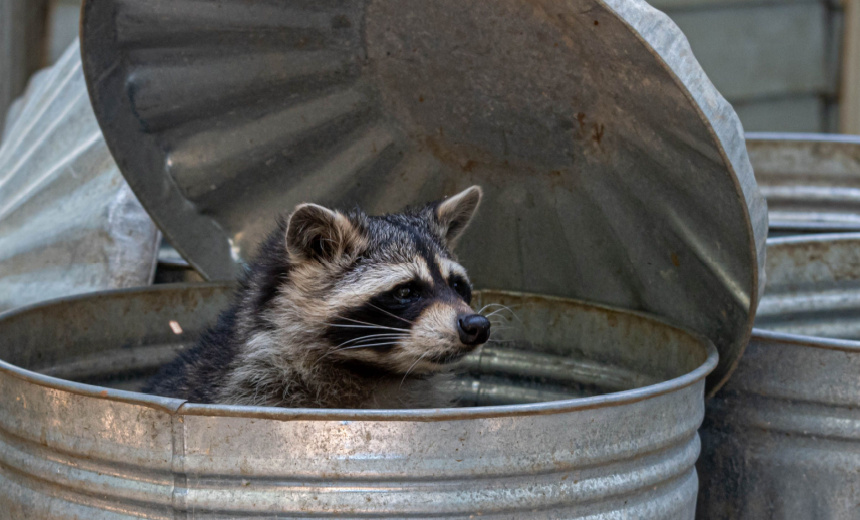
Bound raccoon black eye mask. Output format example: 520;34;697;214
144;186;490;409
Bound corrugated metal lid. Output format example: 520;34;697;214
80;0;766;395
0;40;160;312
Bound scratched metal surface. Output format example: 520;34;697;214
747;132;860;232
697;233;860;519
80;0;766;395
0;40;160;312
0;285;715;518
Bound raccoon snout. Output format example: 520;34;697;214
457;314;491;346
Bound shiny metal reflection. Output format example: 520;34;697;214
0;285;715;518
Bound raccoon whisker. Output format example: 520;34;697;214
401;352;429;388
331;315;412;330
483;306;522;324
325;322;397;330
326;342;400;355
364;302;415;325
340;285;416;326
480;303;518;312
483;308;514;319
487;319;515;327
337;342;399;350
313;341;402;366
334;333;410;349
325;321;410;333
476;303;513;314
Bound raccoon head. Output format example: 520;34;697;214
282;186;489;375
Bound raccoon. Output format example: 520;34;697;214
144;186;490;409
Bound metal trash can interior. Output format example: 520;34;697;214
0;285;716;518
697;233;860;519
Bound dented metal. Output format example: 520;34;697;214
0;286;715;518
697;233;860;519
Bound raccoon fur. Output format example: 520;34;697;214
144;186;490;409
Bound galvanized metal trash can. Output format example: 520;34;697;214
747;133;860;232
697;233;860;519
0;0;769;517
0;286;717;518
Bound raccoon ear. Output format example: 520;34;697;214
434;185;483;248
286;203;361;263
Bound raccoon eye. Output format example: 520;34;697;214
393;284;417;302
450;278;471;302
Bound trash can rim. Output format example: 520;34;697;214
0;283;718;422
751;328;860;354
765;231;860;247
746;131;860;145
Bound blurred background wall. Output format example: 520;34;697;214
1;0;859;142
654;0;846;133
1;0;79;127
1;0;47;129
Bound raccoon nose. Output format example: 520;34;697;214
457;314;491;346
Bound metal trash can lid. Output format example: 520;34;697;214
80;0;767;394
0;40;160;313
